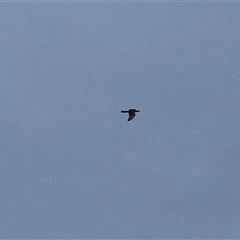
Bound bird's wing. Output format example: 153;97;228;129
121;110;128;113
128;113;136;121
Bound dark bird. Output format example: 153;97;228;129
121;108;140;121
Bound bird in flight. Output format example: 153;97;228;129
121;108;140;121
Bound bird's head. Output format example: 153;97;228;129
129;108;140;112
129;108;140;113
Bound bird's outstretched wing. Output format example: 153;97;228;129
128;113;136;121
121;110;128;113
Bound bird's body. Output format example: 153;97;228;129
121;108;140;121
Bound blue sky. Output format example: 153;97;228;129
1;2;240;238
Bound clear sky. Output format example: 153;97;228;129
1;2;240;239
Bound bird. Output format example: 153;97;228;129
121;108;140;121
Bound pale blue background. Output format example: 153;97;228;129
1;2;240;238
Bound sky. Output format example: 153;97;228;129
1;2;240;239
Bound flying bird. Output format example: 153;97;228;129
121;108;140;121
